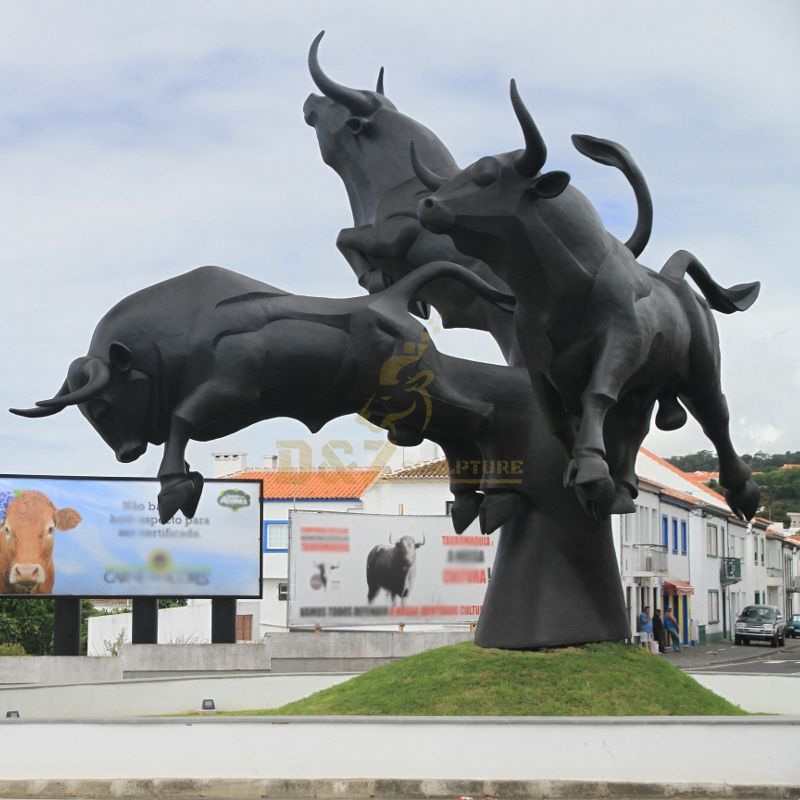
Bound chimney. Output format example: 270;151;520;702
211;452;248;478
264;454;279;471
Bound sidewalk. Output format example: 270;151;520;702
659;634;800;669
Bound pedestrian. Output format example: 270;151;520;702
652;608;665;653
665;606;681;652
637;605;653;647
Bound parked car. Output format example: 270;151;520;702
786;613;800;639
734;605;786;647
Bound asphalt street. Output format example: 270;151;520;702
662;632;800;671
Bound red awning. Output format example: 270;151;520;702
664;580;694;596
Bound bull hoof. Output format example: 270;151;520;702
451;493;484;534
387;430;424;447
569;456;616;519
479;491;522;534
725;478;760;522
158;475;200;524
610;484;637;515
180;471;204;518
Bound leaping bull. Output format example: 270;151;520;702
366;532;425;603
11;263;520;528
304;32;653;363
413;80;760;521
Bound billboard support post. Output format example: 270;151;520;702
211;598;236;643
53;598;81;656
132;598;158;644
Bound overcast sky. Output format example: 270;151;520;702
1;1;798;480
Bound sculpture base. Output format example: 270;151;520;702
476;499;629;650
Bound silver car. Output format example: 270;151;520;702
734;605;786;647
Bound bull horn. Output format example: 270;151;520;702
415;533;426;548
36;357;110;409
308;31;375;117
410;141;446;191
510;79;547;177
10;380;70;417
376;67;385;95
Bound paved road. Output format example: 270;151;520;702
690;657;800;676
662;633;800;671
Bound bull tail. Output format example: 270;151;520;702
571;134;653;258
660;250;760;314
389;261;516;315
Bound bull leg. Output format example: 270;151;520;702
681;386;759;520
604;392;656;515
157;416;203;524
566;330;646;520
337;226;387;293
157;382;260;523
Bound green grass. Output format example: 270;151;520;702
234;641;746;716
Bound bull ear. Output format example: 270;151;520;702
54;507;81;531
531;170;570;199
109;342;133;373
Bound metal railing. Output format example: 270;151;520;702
626;544;668;575
720;556;742;586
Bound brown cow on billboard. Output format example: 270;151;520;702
0;491;82;594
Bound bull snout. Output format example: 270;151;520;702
417;197;455;234
11;563;44;587
117;442;147;463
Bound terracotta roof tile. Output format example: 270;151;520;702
227;469;380;500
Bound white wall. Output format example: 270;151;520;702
361;479;452;516
87;599;262;656
0;717;794;786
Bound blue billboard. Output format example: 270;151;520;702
0;475;262;598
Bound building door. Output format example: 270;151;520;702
236;614;253;642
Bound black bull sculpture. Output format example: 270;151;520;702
10;34;760;649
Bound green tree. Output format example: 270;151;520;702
0;599;55;655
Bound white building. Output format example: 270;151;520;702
88;448;783;652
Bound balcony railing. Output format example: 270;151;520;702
790;576;800;593
766;566;783;579
626;544;668;575
720;557;742;586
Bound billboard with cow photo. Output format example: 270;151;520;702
0;475;262;598
287;510;492;627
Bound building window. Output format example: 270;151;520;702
672;518;678;554
264;522;289;551
445;500;454;516
680;521;688;556
706;524;719;557
661;515;669;549
760;538;765;566
754;590;762;604
277;583;288;602
708;591;720;624
754;536;759;565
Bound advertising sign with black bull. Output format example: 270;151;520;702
0;475;262;598
288;510;492;627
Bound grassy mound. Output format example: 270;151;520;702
242;641;746;716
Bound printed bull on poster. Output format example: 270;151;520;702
0;475;262;597
288;511;492;626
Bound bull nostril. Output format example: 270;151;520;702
423;198;435;209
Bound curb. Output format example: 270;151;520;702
0;779;798;799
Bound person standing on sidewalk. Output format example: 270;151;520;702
665;607;681;652
652;608;665;653
637;606;653;646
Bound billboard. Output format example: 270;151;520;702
287;510;493;626
0;475;262;598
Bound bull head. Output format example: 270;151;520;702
413;81;570;249
10;342;153;464
303;31;458;226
